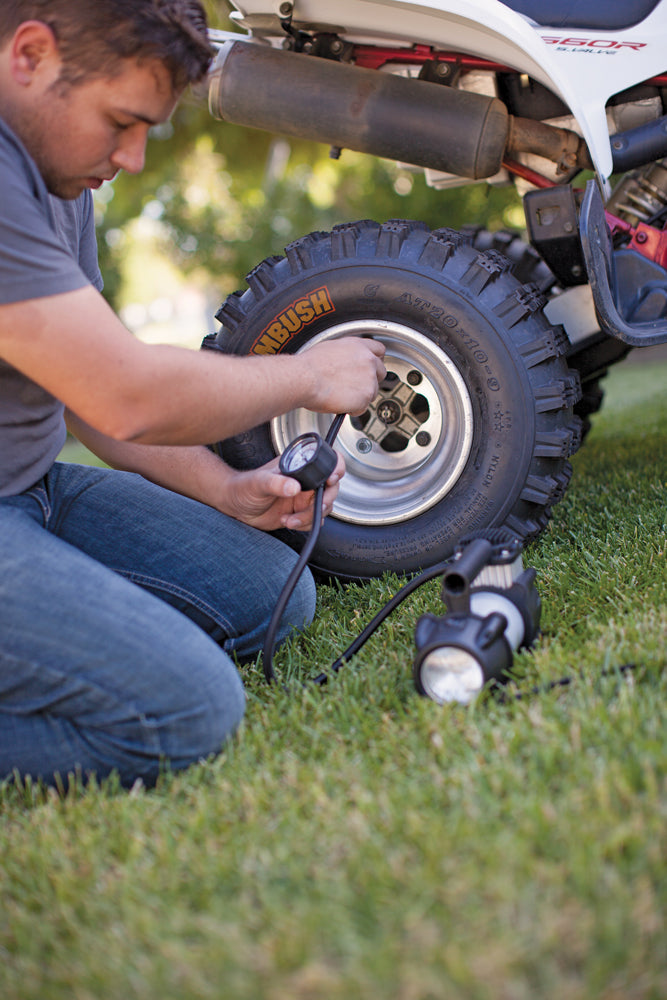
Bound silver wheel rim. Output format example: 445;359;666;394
271;320;474;526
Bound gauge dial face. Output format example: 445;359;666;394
279;432;338;490
283;434;320;472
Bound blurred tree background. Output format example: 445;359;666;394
94;0;524;345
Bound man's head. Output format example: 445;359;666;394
0;0;213;92
0;0;213;199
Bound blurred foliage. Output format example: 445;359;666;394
94;0;522;314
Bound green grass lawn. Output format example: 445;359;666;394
2;358;666;1000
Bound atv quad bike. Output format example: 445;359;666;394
202;0;667;580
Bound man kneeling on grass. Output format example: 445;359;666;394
0;0;386;788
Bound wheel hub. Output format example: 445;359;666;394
375;397;402;427
355;375;426;447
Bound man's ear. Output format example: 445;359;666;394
10;20;60;87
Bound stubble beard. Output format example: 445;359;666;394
12;83;87;200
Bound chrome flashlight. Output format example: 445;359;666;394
413;533;541;705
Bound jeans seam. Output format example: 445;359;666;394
116;570;237;637
22;485;51;525
47;463;110;535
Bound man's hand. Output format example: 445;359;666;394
299;337;386;416
222;453;346;532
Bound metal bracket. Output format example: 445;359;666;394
579;179;667;347
524;185;587;287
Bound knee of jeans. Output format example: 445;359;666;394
151;644;247;772
285;563;316;625
194;661;246;760
274;564;317;645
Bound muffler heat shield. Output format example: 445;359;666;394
209;41;509;180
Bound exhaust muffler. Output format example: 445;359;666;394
208;40;509;180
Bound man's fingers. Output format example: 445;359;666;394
367;338;386;357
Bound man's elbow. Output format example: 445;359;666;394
92;401;157;444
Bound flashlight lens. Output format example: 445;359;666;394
420;648;484;705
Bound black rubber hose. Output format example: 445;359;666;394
309;558;453;686
262;414;346;684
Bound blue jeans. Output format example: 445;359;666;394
0;463;316;788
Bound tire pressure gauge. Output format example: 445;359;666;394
279;432;338;491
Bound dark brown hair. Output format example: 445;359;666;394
0;0;213;90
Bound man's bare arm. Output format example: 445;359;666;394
1;285;385;444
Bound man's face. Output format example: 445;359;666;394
21;58;180;200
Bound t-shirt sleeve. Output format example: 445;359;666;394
0;139;92;305
77;189;104;293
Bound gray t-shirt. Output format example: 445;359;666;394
0;116;104;497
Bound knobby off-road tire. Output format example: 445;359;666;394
204;220;582;580
468;226;630;436
465;225;556;291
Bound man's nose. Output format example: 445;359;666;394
111;130;148;175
